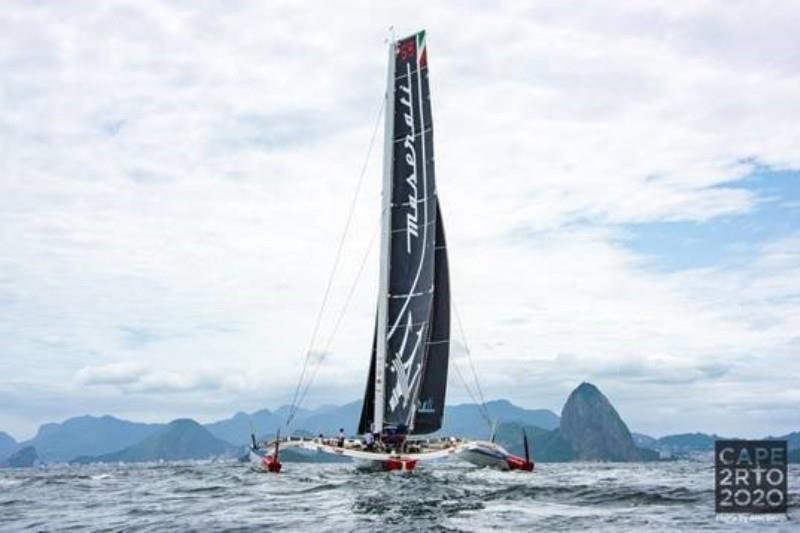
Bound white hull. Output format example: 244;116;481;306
252;436;532;472
264;436;463;471
353;457;393;472
457;441;512;470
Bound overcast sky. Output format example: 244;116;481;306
1;1;798;440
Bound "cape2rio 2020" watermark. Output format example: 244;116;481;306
715;440;787;516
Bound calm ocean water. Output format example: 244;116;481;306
0;460;797;531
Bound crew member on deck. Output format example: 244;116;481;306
363;431;375;451
337;428;345;447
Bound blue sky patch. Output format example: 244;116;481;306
623;169;799;271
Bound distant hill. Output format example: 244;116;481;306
205;399;559;445
204;409;283;447
15;396;795;464
19;415;164;462
635;432;722;457
1;446;38;468
0;431;16;459
772;431;800;450
294;401;363;436
75;419;236;463
632;433;657;449
656;432;719;453
439;400;559;438
203;403;361;445
6;399;559;462
274;404;309;421
635;431;799;459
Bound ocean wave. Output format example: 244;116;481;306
0;461;796;531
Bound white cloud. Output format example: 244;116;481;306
0;0;798;438
75;362;147;386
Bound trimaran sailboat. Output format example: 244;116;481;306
250;30;534;473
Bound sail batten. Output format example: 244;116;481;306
359;30;448;436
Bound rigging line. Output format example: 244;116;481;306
450;354;493;429
453;298;493;428
294;222;380;414
285;99;386;427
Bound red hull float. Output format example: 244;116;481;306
261;454;282;473
249;449;282;474
505;454;534;472
383;457;417;472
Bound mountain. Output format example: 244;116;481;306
632;432;657;449
206;399;558;444
294;401;362;436
0;431;16;459
439;400;559;438
204;403;361;445
656;432;718;453
5;399;557;463
75;419;236;463
19;415;165;462
558;382;646;461
274;404;309;421
635;431;798;458
494;384;656;462
772;431;800;450
1;446;38;468
790;448;800;464
204;409;283;447
18;394;788;464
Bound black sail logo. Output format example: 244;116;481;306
388;55;425;416
388;313;425;412
399;63;419;254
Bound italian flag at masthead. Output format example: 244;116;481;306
417;30;427;67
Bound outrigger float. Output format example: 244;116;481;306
251;30;534;475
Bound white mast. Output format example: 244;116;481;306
374;37;396;433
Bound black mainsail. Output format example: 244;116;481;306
358;30;450;436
